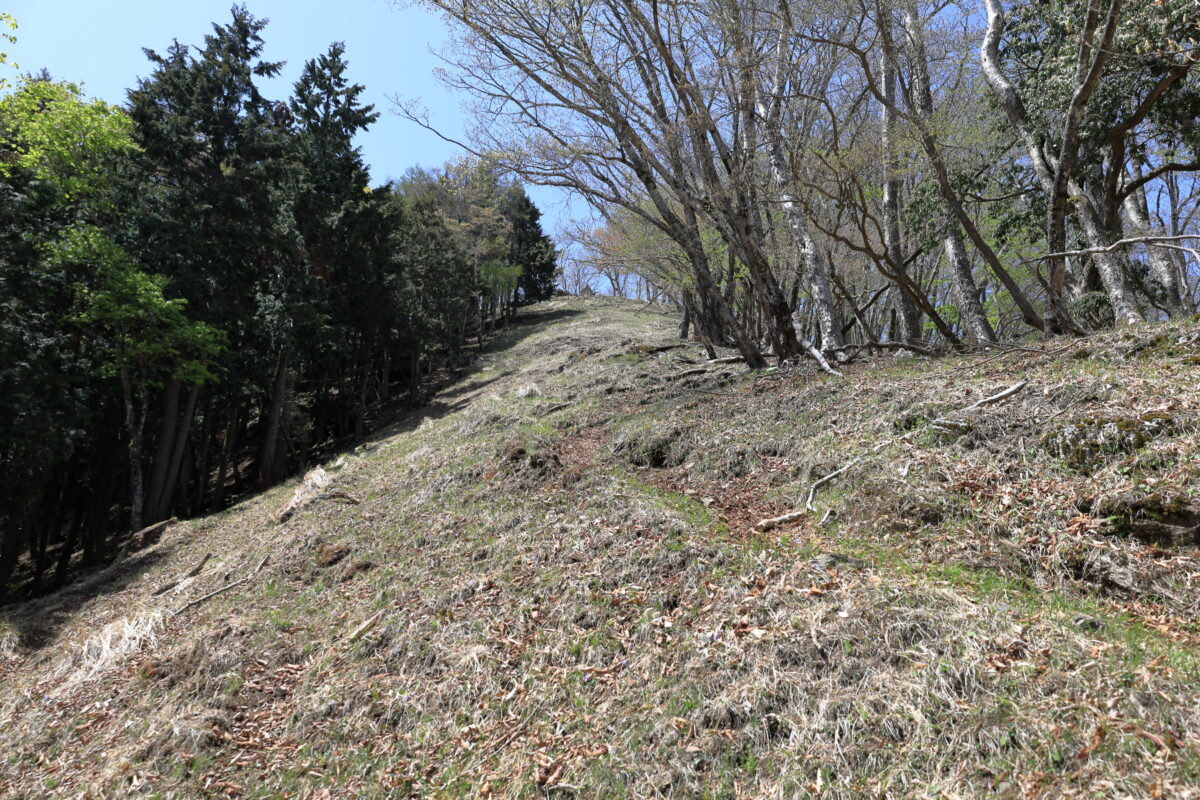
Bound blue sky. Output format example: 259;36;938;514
4;0;581;235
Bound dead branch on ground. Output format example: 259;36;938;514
755;380;1030;530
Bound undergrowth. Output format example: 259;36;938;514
2;298;1199;799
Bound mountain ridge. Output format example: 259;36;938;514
3;296;1200;799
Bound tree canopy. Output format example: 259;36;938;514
415;0;1199;355
0;8;557;599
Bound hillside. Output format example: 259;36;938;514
3;296;1200;799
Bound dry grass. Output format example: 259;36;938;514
1;298;1199;799
0;617;18;662
50;611;165;687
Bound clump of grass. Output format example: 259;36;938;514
52;612;164;686
612;418;690;468
0;617;19;660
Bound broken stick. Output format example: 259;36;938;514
964;380;1028;411
170;553;268;615
318;491;361;505
172;575;253;617
806;458;864;511
347;611;383;643
753;382;1028;531
152;552;213;596
755;510;807;532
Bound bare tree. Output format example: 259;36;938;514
901;0;996;344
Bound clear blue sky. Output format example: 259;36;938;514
4;0;580;235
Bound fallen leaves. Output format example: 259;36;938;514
1076;724;1108;760
9;306;1200;800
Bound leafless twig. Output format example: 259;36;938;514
754;382;1029;530
172;576;253;617
1021;234;1200;263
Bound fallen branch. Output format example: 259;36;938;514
318;491;361;505
539;402;572;417
172;575;253;617
929;381;1030;429
831;340;937;358
704;355;745;365
278;467;332;523
669;368;709;380
133;517;177;547
481;700;546;760
964;380;1028;411
152;580;178;598
170;554;269;615
755;456;866;530
802;340;843;377
805;457;864;511
755;510;808;532
753;383;1028;530
187;552;215;577
347;610;384;643
152;552;212;596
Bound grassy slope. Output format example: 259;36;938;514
3;296;1200;799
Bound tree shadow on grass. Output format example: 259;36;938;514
0;305;590;649
358;304;587;446
1;545;172;652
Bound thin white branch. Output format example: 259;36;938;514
1022;235;1200;263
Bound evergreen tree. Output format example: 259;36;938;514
0;10;559;600
502;186;557;304
290;43;388;439
0;75;142;592
127;6;294;493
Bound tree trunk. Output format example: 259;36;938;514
409;350;422;407
0;518;21;601
943;226;997;344
754;85;846;352
1071;179;1144;325
381;349;392;402
682;290;718;359
689;242;765;367
1047;1;1122;326
120;365;148;534
152;382;200;521
903;1;996;346
194;393;215;515
832;269;882;344
145;378;181;521
258;349;290;488
356;349;371;440
1122;182;1187;316
54;508;85;587
803;233;847;351
31;472;69;593
879;35;922;343
212;402;240;511
979;0;1077;331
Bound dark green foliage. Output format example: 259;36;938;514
0;8;556;600
502;187;557;304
